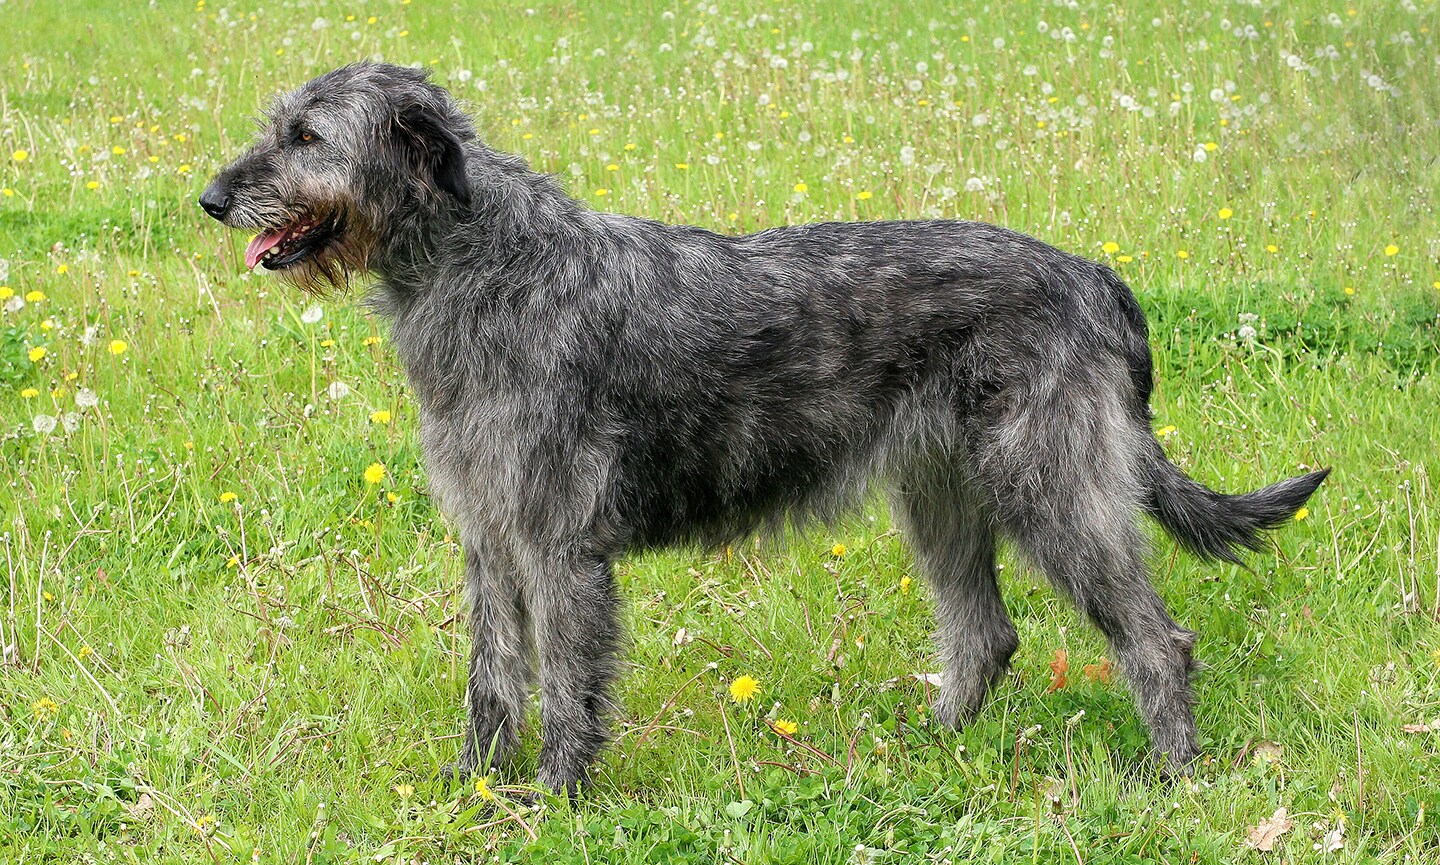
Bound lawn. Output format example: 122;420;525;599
2;0;1439;862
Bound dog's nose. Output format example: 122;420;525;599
198;185;230;220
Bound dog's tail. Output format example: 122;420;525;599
1140;437;1329;564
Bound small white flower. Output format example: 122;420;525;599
76;388;99;408
1238;325;1257;341
62;412;81;433
33;414;58;435
327;381;351;400
300;305;323;325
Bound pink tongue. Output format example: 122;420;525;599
245;227;292;269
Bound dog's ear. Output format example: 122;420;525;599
394;101;471;208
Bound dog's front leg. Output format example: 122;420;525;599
528;552;622;796
450;542;533;779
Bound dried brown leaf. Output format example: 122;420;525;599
1245;806;1294;852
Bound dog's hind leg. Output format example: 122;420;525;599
528;552;622;795
452;543;534;778
976;385;1199;774
889;460;1018;727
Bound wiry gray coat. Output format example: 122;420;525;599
201;63;1328;793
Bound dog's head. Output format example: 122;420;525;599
199;63;473;291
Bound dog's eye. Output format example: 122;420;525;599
295;129;316;144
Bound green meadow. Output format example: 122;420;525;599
2;0;1439;861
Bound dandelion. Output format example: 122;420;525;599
56;264;68;274
0;287;10;299
33;414;58;434
28;346;46;362
1218;208;1233;220
362;335;382;346
386;491;400;503
75;388;99;408
1116;255;1133;264
1294;507;1310;521
474;776;496;801
2;188;14;196
1177;250;1189;259
1384;244;1399;256
12;150;28;162
1102;241;1120;255
594;188;609;197
79;645;93;658
394;783;415;798
364;462;387;484
195;813;217;836
772;718;798;736
605;163;619;172
1158;425;1178;437
1344;286;1356;295
25;290;45;302
219;491;237;503
900;575;913;594
110;146;125;156
729;674;760;703
793;182;808;193
1204;141;1218;152
831;543;846;557
370;409;392;424
855;190;872;200
1265;244;1278;253
86;181;100;190
32;697;59;721
300;305;323;324
674;162;689;170
108;339;127;356
327;381;352;400
226;555;240;568
21;387;39;399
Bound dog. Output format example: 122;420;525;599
200;62;1328;793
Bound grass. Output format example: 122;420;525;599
2;0;1439;861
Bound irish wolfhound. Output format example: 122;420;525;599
200;63;1328;793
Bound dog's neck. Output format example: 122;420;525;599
369;144;582;304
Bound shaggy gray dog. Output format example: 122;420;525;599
201;63;1328;794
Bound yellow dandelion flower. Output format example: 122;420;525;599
1101;242;1119;255
370;410;392;424
108;340;127;356
772;718;798;736
729;674;760;703
2;187;14;196
1384;244;1399;256
394;783;415;798
1177;250;1189;259
855;190;873;200
219;491;237;503
674;162;689;170
793;182;808;193
900;575;913;594
588;128;599;136
21;387;39;399
1116;255;1133;263
386;491;400;503
79;645;93;658
1204;141;1217;152
363;335;382;346
367;15;377;24
12;149;28;162
178;164;192;174
226;555;240;568
110;146;125;156
320;338;336;347
56;264;69;274
1218;208;1233;220
43;590;55;602
50;385;66;398
831;543;846;557
1158;425;1178;436
474;776;496;801
364;462;386;484
624;143;637;151
86;180;100;190
26;290;45;302
41;319;54;331
1294;507;1310;521
32;697;59;721
606;163;619;171
594;188;609;197
522;133;534;140
28;346;46;363
0;287;10;299
1344;286;1356;296
1265;244;1278;253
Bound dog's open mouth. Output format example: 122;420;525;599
245;213;341;270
